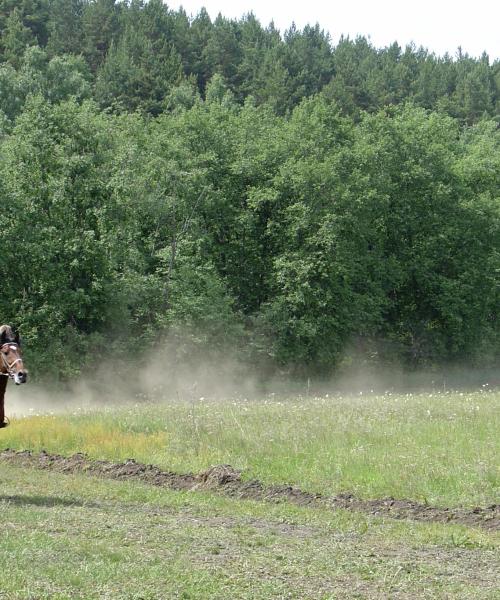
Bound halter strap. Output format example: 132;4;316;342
0;343;23;378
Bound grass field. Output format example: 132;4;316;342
0;463;498;599
0;389;498;598
4;389;499;508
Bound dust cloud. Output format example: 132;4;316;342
6;338;264;417
6;337;499;417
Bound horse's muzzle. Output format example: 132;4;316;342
14;371;27;384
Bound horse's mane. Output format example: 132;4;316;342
0;325;14;340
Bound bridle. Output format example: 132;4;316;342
0;342;23;380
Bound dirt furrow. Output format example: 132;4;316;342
1;449;498;530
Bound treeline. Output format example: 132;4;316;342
1;0;500;122
0;1;499;379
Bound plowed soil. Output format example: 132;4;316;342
1;449;498;530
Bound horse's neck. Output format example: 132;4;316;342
0;351;8;375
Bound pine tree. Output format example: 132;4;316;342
455;57;495;122
184;7;213;92
203;14;243;94
2;8;36;68
0;0;49;48
46;0;84;56
95;24;183;115
81;0;120;72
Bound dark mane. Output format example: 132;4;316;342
0;325;15;342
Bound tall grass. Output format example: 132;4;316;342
2;390;498;508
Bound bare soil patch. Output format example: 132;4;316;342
1;449;498;530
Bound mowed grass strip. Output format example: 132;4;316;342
0;463;498;600
3;390;499;508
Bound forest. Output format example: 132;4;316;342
0;0;499;379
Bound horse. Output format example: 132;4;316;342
0;325;28;428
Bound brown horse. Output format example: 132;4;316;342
0;325;28;428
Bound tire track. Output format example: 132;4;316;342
1;449;498;530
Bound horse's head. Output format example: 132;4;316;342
0;325;27;385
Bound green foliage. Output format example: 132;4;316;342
0;2;498;379
1;2;499;121
0;0;49;51
350;107;498;364
0;46;91;123
0;97;121;377
95;22;184;115
46;0;84;57
0;62;24;121
1;7;36;67
81;0;119;72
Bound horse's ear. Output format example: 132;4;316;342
0;330;6;345
14;330;21;345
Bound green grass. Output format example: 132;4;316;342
3;389;499;508
0;463;498;599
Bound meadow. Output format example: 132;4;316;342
4;389;499;508
0;462;498;600
0;389;498;598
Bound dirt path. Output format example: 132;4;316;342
1;448;498;530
